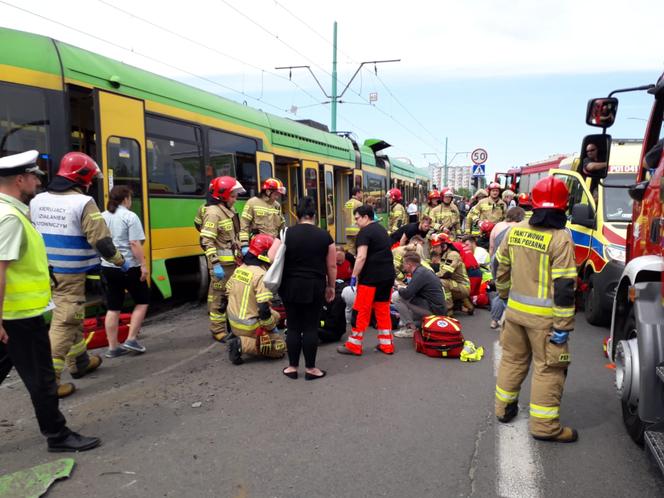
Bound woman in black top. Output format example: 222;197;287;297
279;197;336;380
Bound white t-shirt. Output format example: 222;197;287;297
407;202;418;215
101;205;145;268
474;246;490;266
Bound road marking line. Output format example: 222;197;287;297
494;340;543;498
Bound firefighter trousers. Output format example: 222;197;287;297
495;318;570;438
207;264;236;341
441;279;470;310
233;310;286;359
344;282;394;355
50;273;92;378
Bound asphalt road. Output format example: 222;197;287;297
1;303;663;497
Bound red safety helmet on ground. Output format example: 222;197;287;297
248;233;274;262
56;152;102;187
387;188;403;203
487;182;501;192
261;178;286;195
210;176;245;202
430;232;452;247
531;176;569;210
517;192;531;207
427;190;441;202
479;220;496;234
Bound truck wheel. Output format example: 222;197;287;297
584;274;608;326
619;309;646;445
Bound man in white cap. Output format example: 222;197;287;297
0;150;100;452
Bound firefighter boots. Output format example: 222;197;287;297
70;354;102;379
533;426;578;443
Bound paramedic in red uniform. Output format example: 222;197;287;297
337;205;396;355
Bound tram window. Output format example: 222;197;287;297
208;128;258;180
0;82;50;165
305;168;318;216
259;161;273;185
106;137;143;221
325;170;334;226
146;115;204;196
236;153;258;198
364;172;387;213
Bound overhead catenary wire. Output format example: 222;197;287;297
96;0;323;107
217;0;445;157
0;0;290;113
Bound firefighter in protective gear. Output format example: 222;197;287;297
239;178;285;251
31;152;125;397
430;233;472;315
199;176;245;342
392;237;432;284
343;187;364;255
423;190;440;219
494;176;578;443
226;234;285;364
387;188;407;234
466;182;506;235
431;188;460;235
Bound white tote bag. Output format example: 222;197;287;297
263;227;287;292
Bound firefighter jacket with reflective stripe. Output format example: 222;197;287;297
0;201;51;319
422;204;435;219
343;198;363;236
226;263;278;332
436;248;470;289
388;203;408;234
495;220;576;331
239;195;285;244
200;204;240;267
467;197;507;233
194;203;206;232
431;202;460;232
31;190;119;273
392;244;432;282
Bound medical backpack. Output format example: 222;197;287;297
414;315;465;358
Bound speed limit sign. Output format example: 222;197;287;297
471;148;488;164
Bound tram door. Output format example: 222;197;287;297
302;160;320;224
95;90;151;276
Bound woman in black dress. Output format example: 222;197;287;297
279;196;336;380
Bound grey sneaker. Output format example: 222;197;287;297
393;327;415;338
105;348;129;358
122;339;146;354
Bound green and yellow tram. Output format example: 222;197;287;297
0;27;427;299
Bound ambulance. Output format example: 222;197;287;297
548;139;641;326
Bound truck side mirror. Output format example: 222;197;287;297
628;180;649;202
571;203;595;229
586;97;618;128
580;134;611;179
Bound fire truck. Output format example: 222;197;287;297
586;73;664;473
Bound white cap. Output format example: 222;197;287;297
0;150;44;177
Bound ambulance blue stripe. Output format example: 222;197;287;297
570;230;591;247
590;237;605;259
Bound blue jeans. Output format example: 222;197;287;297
489;292;505;321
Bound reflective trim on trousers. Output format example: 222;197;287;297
376;330;393;346
495;385;519;403
66;339;87;358
345;331;364;354
529;403;559;419
52;358;65;373
209;312;226;322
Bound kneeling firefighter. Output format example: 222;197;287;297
30;152;126;398
226;234;286;364
430;233;473;315
494;176;577;443
199;176;245;342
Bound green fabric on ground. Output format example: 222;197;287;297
0;458;75;498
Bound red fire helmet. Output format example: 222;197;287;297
56;152;102;187
261;178;286;195
427;190;441;201
531;176;569;210
210;176;245;202
387;188;403;203
248;233;275;261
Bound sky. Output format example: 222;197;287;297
2;0;663;178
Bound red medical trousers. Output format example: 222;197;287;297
344;281;394;355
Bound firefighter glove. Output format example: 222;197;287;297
213;263;225;280
120;260;131;272
258;333;272;355
550;330;569;344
